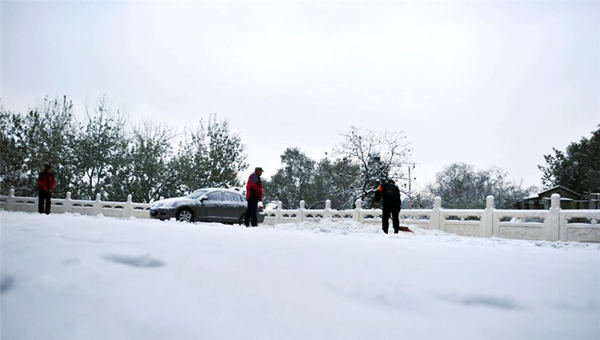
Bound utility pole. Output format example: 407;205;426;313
408;165;412;199
406;163;416;208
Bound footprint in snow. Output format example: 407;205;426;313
0;275;15;294
440;294;521;310
62;257;80;265
102;254;165;268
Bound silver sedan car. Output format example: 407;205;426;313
149;188;265;224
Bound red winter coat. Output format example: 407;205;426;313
38;171;56;192
246;172;263;201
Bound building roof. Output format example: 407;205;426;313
538;185;581;198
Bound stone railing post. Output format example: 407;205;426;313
325;199;331;219
481;195;495;237
353;199;363;222
298;200;305;222
430;196;442;230
544;193;561;241
64;192;73;213
93;193;102;215
559;213;568;242
7;188;16;211
34;192;39;212
125;194;134;217
276;201;282;223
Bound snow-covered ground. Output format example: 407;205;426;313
1;212;599;340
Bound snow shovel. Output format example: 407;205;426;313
397;226;414;233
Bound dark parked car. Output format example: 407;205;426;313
149;188;265;224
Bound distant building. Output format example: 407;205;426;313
514;185;600;210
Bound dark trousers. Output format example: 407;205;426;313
38;191;51;214
382;206;400;234
245;198;259;227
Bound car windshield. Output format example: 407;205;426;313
185;189;208;199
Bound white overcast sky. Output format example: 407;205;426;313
2;0;599;191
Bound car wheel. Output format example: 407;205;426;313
238;213;246;226
176;208;193;222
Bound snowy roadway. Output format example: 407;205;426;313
1;211;599;340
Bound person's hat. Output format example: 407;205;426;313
388;179;396;184
255;167;263;172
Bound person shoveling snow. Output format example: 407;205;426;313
373;179;413;234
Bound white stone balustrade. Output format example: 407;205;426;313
0;191;151;219
1;191;599;242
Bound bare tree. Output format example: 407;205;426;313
427;163;535;209
336;126;412;205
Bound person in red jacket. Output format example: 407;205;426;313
244;167;264;227
37;164;56;214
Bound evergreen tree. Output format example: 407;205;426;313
538;126;600;194
312;157;361;209
1;98;249;202
0;96;77;196
264;149;362;209
170;115;247;194
107;123;174;202
0;109;28;194
72;98;129;199
264;148;316;208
